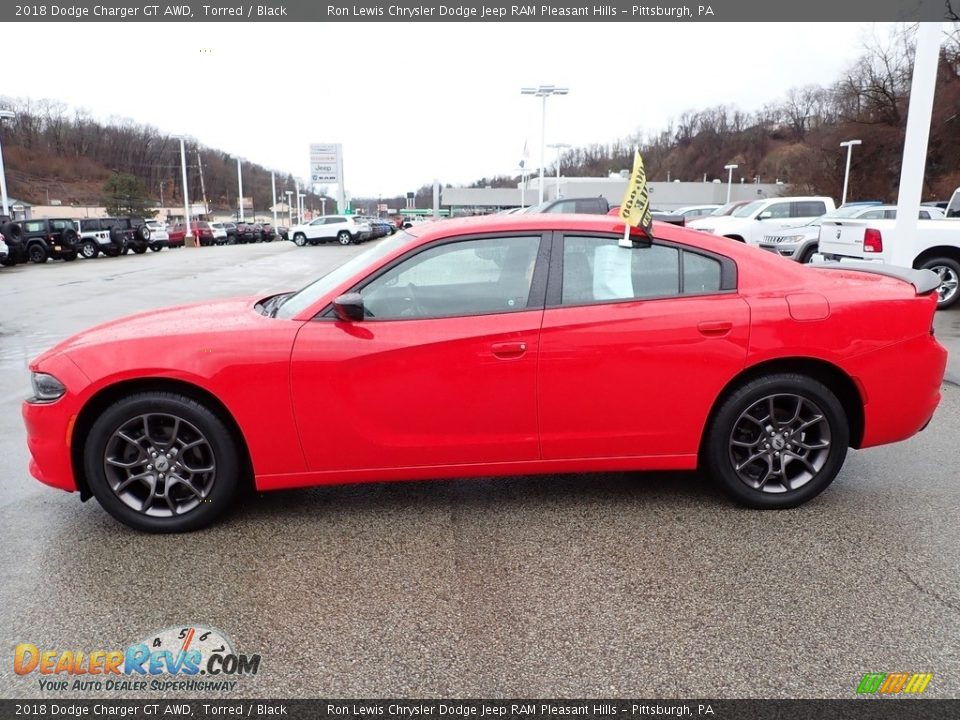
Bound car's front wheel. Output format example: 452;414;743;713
83;392;241;532
704;373;849;509
293;233;307;247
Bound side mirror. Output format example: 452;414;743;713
757;211;772;220
332;293;364;322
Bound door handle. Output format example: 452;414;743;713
491;341;528;359
698;321;733;336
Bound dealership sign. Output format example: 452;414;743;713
310;143;342;184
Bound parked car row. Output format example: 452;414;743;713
0;216;290;268
0;215;173;266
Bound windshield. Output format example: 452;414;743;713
520;201;550;214
732;201;765;218
831;205;876;218
708;202;739;217
275;232;414;319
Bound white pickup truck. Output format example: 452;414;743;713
815;188;960;309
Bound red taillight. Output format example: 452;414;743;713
863;228;883;253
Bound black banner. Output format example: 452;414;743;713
3;700;960;720
3;0;958;23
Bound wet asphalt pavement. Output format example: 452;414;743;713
0;243;958;700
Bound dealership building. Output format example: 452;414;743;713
441;177;789;214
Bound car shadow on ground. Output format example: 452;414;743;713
232;470;729;525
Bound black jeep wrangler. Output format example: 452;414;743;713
19;218;81;263
101;217;152;254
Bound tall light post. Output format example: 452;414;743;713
0;110;16;216
521;85;569;204
298;193;306;222
294;180;300;224
271;172;278;230
237;158;244;222
284;190;293;227
839;139;862;206
321;197;327;216
172;135;192;245
547;142;571;199
724;164;739;204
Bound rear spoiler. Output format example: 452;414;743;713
814;261;940;295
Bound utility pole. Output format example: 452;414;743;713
196;149;209;216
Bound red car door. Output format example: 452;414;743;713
290;233;547;473
538;234;750;461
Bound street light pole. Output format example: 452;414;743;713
724;164;739;204
521;85;569;204
173;135;192;246
0;110;15;216
271;172;277;230
284;190;293;228
547;142;571;199
237;158;244;222
298;193;306;222
294;180;300;225
839;139;862;206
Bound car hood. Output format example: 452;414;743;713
36;296;267;362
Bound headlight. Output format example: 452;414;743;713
31;372;66;402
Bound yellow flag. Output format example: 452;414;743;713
618;149;653;238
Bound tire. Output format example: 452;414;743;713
104;247;120;258
918;257;960;309
83;392;242;533
136;225;151;242
133;245;148;254
1;221;21;243
28;243;48;264
62;251;77;262
293;233;307;247
704;373;849;509
337;231;352;245
109;227;125;247
150;244;162;252
61;228;79;249
797;245;816;264
80;240;99;259
226;235;236;245
121;247;130;255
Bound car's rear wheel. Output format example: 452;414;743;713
337;231;351;245
80;240;99;259
150;243;162;252
62;251;77;261
918;257;960;309
84;392;241;533
133;245;148;254
293;232;307;247
704;373;848;509
28;243;48;264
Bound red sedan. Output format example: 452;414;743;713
23;215;947;532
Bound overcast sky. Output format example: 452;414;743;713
6;22;898;198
